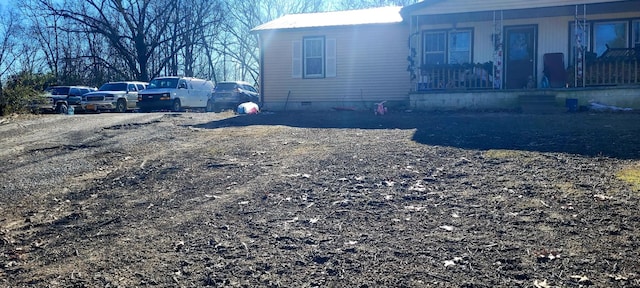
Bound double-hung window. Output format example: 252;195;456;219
304;37;324;78
423;31;446;65
423;29;472;65
292;36;336;79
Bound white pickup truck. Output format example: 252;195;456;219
136;77;214;112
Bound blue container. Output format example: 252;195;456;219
565;98;578;112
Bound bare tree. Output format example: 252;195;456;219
217;0;325;84
11;0;418;89
0;4;19;82
37;0;223;82
21;1;65;79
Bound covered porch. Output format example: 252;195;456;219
402;0;640;94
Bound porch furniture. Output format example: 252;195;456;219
543;53;567;88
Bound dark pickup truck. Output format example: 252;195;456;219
34;86;97;114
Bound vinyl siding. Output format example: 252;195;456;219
259;23;411;108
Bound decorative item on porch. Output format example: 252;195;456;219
574;4;587;87
493;10;503;89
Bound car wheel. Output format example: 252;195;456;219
115;99;127;113
172;99;182;112
206;100;214;112
56;103;68;114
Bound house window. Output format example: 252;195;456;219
448;31;472;64
423;31;446;65
423;29;472;65
292;38;336;79
593;21;628;56
304;37;324;78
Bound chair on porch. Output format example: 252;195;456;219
543;53;567;88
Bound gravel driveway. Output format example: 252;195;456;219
1;111;639;287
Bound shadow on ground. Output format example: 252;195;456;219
193;111;640;160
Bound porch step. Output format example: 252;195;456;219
519;94;562;114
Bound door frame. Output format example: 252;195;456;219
504;24;538;89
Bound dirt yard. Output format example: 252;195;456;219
1;110;640;287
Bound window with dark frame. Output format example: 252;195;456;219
422;29;472;66
594;21;628;56
569;19;640;64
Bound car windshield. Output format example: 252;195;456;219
148;78;179;89
47;87;70;95
99;83;128;91
215;83;238;91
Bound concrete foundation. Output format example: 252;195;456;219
410;86;640;112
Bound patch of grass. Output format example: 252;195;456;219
484;149;530;159
289;143;331;157
555;182;586;197
617;166;640;191
208;125;287;139
205;146;229;156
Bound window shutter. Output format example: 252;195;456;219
325;38;336;77
292;40;302;78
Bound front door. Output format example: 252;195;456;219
505;25;537;89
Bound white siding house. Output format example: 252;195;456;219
252;7;411;111
253;1;640;111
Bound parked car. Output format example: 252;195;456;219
137;77;214;112
209;81;260;112
82;81;148;113
33;86;97;114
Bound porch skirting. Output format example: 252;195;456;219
410;86;640;112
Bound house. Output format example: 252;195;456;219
252;1;640;111
251;7;411;111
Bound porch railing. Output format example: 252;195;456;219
418;63;494;90
574;47;640;87
583;58;639;86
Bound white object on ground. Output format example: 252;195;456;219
237;102;260;114
588;101;632;112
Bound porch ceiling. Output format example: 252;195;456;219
411;1;640;24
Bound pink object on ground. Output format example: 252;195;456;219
374;101;387;115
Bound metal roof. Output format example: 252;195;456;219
251;6;403;32
402;0;629;16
